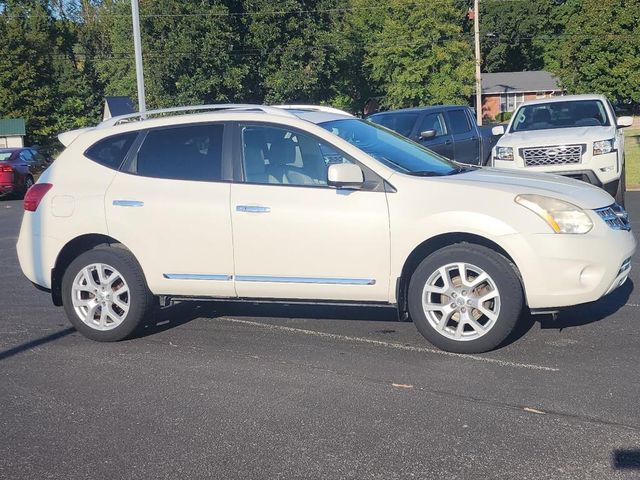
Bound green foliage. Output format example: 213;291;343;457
363;0;474;109
554;0;640;105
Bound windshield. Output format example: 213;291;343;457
319;118;459;176
511;100;611;132
0;152;12;161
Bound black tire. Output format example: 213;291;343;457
614;164;625;207
408;243;523;354
61;246;153;341
22;176;34;197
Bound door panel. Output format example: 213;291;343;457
105;175;235;297
446;109;479;164
230;183;390;301
104;122;235;297
230;123;391;302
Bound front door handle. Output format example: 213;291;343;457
236;205;270;213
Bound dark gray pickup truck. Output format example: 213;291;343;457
368;106;500;165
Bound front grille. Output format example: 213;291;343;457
594;203;631;231
521;144;585;167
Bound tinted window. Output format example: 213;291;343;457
320;119;459;176
418;113;447;136
241;125;351;186
511;100;611;132
86;133;137;170
447;110;471;134
369;113;418;137
19;150;34;162
135;124;223;181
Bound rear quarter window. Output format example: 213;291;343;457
85;132;138;170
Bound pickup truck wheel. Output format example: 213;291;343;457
61;247;153;342
408;244;523;353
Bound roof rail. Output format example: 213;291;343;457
99;103;297;128
273;105;354;117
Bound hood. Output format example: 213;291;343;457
443;168;614;210
498;126;615;147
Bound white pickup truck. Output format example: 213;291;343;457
491;94;634;204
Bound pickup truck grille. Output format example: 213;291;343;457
521;144;585;167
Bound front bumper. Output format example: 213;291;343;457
500;216;636;309
493;151;619;186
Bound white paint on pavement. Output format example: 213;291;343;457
220;317;560;372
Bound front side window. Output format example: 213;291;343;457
511;100;611;132
447;110;471;134
320;119;460;176
134;124;224;181
368;113;418;137
19;150;34;162
418;113;447;136
85;132;137;170
241;125;352;186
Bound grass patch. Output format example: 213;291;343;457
625;127;640;189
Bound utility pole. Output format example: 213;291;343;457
473;0;482;126
131;0;146;113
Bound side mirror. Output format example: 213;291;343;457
327;163;364;189
492;125;505;136
617;116;633;128
419;129;437;140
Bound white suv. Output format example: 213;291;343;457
17;104;636;353
491;94;634;205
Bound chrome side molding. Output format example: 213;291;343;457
236;205;271;213
235;275;376;285
113;200;144;207
163;274;233;281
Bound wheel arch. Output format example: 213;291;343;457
396;232;523;318
51;233;132;306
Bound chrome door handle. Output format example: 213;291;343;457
113;200;144;207
236;205;270;213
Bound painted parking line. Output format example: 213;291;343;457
625;303;640;308
219;317;560;372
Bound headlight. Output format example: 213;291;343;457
515;194;593;234
494;146;514;161
593;138;615;156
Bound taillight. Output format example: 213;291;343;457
0;164;13;173
24;183;53;212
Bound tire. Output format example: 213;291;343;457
61;246;153;341
22;176;34;197
408;243;523;354
614;164;625;207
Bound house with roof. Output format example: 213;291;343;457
480;71;563;122
0;118;26;148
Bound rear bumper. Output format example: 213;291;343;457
0;184;16;196
16;214;63;290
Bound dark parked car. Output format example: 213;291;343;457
368;106;500;165
0;147;50;198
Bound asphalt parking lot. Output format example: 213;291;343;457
1;194;640;480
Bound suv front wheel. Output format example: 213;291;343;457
408;243;523;353
61;246;153;341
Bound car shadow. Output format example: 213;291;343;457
134;301;398;339
540;279;634;329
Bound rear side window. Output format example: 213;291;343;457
134;124;223;182
85;133;137;170
447;110;471;134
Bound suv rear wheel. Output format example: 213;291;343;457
408;243;523;353
61;246;153;341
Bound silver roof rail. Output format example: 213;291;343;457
273;104;354;117
99;103;297;127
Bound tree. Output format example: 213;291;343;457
0;0;58;144
554;0;640;108
364;0;474;109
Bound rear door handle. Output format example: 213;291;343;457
236;205;270;213
113;200;144;207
